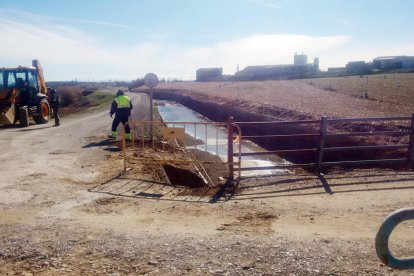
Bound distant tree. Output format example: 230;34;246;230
129;78;145;90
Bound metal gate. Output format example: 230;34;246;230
119;114;413;186
231;115;414;174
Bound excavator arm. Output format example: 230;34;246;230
32;60;47;94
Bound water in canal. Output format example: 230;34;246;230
156;101;290;177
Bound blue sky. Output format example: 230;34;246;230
1;0;413;81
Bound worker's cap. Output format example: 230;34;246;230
116;89;124;96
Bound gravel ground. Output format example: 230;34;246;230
0;221;411;276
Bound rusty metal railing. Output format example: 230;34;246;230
233;119;320;172
116;114;414;187
322;115;413;169
233;114;414;174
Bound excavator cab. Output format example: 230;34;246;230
0;60;50;127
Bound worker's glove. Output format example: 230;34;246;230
110;113;113;118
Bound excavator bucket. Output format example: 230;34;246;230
0;103;15;125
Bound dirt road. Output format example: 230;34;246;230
0;92;148;202
1;92;414;275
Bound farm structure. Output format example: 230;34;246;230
329;55;414;76
373;56;414;71
196;67;223;82
235;53;319;81
195;53;319;82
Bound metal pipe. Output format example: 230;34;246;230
122;125;126;172
149;88;154;141
141;122;145;148
194;123;197;151
408;113;414;167
242;134;319;139
321;158;407;166
328;116;411;123
235;120;320;125
227;116;234;180
376;208;414;269
240;164;315;170
316;116;327;174
160;121;226;126
205;124;208;151
216;127;219;156
323;144;409;152
172;123;176;152
327;130;411;137
238;148;318;156
232;123;242;180
152;123;155;150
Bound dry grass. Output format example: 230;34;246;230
157;73;414;119
57;86;82;107
301;73;414;107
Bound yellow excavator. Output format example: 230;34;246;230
0;60;50;127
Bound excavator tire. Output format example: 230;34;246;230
33;98;50;124
19;106;29;127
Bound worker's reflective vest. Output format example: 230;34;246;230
115;95;131;109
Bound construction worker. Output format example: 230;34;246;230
47;87;60;126
109;89;133;140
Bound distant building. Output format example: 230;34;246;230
327;67;346;74
346;61;372;74
294;53;308;65
235;64;317;80
373;56;414;70
196;67;223;82
313;58;320;71
235;53;319;80
327;56;414;76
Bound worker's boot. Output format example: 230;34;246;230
125;133;132;141
108;131;117;139
54;115;60;126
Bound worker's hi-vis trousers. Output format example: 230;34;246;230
111;114;131;135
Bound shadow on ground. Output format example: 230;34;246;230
9;125;54;131
88;171;228;203
227;170;414;201
83;139;121;152
89;159;414;203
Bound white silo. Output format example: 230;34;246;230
314;57;320;70
294;53;308;65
